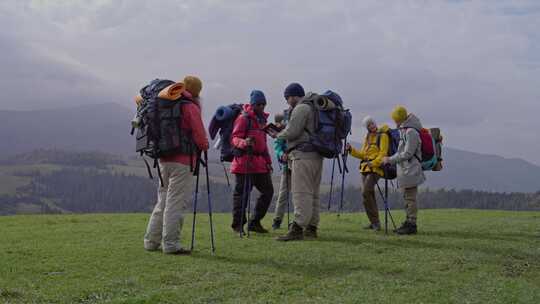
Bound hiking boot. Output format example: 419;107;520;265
363;223;381;231
232;225;245;235
276;222;304;242
166;248;191;255
363;223;374;230
272;218;282;230
395;221;417;235
304;225;318;239
248;220;269;234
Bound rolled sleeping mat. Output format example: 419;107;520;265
157;82;185;100
215;106;234;121
134;94;144;106
429;128;441;142
315;95;336;110
429;128;444;171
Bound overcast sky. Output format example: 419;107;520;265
1;0;539;164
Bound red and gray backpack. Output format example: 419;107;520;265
406;127;443;171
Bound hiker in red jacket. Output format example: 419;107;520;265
230;90;274;234
144;76;209;255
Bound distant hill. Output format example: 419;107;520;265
0;102;134;157
0;149;126;168
338;145;540;193
0;149;538;215
1;103;539;193
425;147;540;193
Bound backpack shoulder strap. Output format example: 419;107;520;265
376;132;383;148
295;101;317;135
401;127;422;163
240;111;252;139
376;129;392;147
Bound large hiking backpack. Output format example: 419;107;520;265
131;79;197;180
208;104;246;162
376;128;400;179
302;91;352;159
407;127;440;171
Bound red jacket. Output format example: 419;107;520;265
160;93;209;166
230;104;272;174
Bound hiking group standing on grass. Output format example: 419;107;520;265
132;76;443;255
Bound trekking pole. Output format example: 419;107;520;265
375;183;389;234
338;137;350;217
222;162;231;190
385;176;394;233
375;169;397;235
190;154;202;251
239;159;249;239
384;166;397;231
239;147;253;238
204;152;216;254
286;167;291;227
327;157;337;211
246;161;253;238
385;177;388;234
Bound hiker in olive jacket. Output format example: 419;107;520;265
383;106;425;235
348;116;390;231
274;83;323;241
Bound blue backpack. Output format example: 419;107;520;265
376;128;400;179
303;91;352;159
208;104;245;162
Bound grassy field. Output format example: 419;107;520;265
0;210;539;303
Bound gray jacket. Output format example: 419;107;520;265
389;114;426;189
276;102;320;160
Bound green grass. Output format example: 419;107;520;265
0;210;539;303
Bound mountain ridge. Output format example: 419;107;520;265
1;103;538;193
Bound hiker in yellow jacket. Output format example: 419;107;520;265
347;116;389;231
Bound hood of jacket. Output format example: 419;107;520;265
400;114;422;130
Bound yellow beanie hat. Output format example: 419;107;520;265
183;76;202;97
391;105;408;124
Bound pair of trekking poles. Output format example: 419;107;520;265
327;138;397;234
239;148;253;238
376;166;397;234
237;147;293;238
326;138;350;217
190;151;216;254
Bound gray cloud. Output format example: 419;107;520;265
0;0;539;164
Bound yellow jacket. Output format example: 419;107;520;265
349;124;390;177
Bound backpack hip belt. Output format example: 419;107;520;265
286;142;316;154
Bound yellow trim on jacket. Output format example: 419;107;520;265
349;124;390;177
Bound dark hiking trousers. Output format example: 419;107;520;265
362;173;380;225
232;173;274;228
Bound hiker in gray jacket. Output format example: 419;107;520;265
383;105;426;235
273;83;322;241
